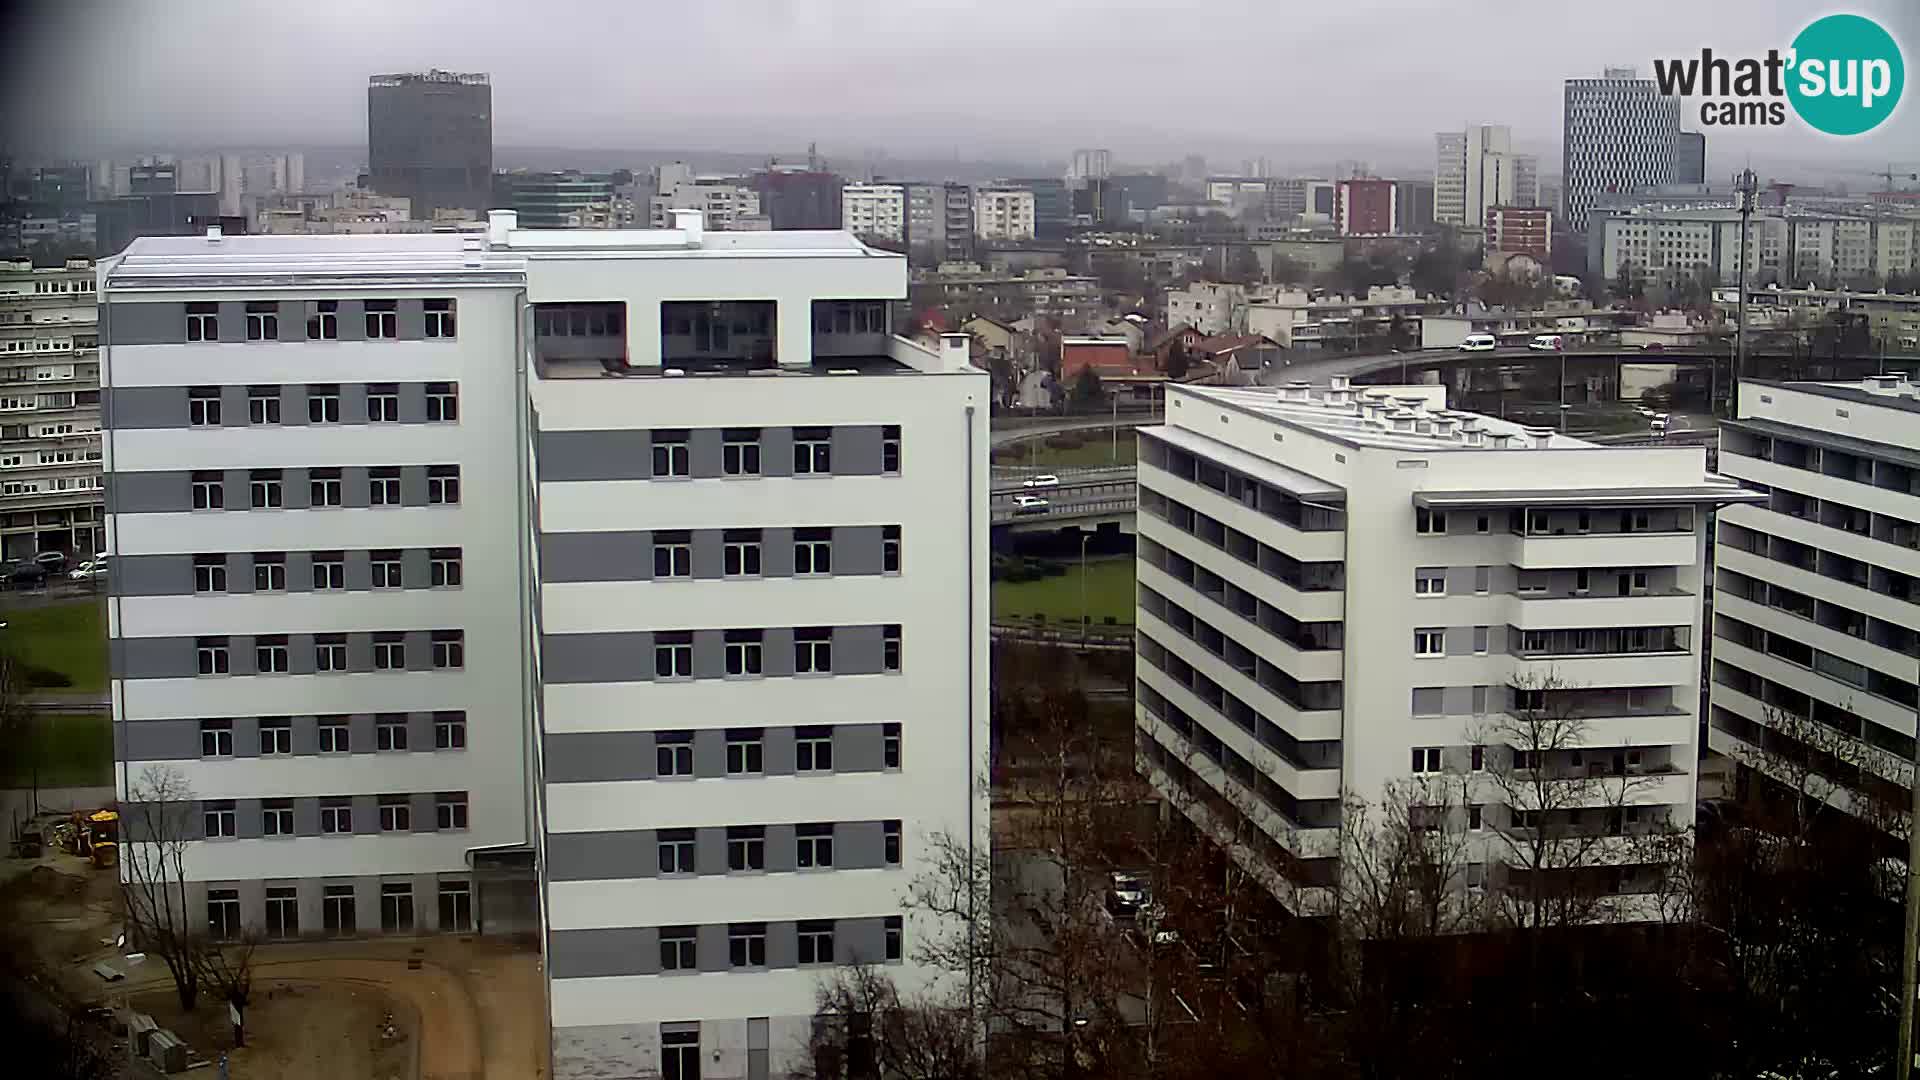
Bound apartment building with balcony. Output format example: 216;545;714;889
1711;376;1920;827
101;212;990;1080
1;257;104;559
1135;379;1757;915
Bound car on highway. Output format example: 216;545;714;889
1528;334;1565;352
1458;333;1497;352
1641;342;1666;352
69;558;109;581
1012;495;1050;514
1022;474;1060;488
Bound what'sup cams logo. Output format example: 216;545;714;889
1654;13;1905;135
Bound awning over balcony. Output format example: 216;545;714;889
1144;424;1346;503
1412;483;1767;509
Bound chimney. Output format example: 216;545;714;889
940;333;972;371
1390;410;1415;432
1461;424;1485;447
1522;425;1554;449
486;209;517;246
1283;380;1311;402
672;208;705;245
1868;374;1900;393
1431;416;1457;438
1330;373;1352;392
1489;432;1513;448
1396;394;1427;415
204;224;222;242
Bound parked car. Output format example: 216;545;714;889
69;558;109;581
1105;871;1148;922
6;562;48;587
33;551;68;572
1641;342;1667;352
1022;474;1061;488
1528;334;1565;352
1458;333;1497;352
1012;495;1050;514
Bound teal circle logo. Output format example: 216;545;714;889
1787;14;1904;135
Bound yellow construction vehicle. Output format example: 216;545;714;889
68;809;119;868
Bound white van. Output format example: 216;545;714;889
1458;333;1497;352
1528;334;1565;352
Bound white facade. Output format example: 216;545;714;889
1137;380;1754;914
1563;70;1681;232
972;188;1037;242
1712;377;1920;828
1435;125;1538;229
1599;209;1916;287
648;165;767;231
102;216;990;1079
1;257;104;559
840;183;908;243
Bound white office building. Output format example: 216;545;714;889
1711;376;1920;828
973;187;1037;242
1;257;104;560
1563;68;1681;232
1134;380;1756;915
101;212;990;1079
840;183;907;243
1435;125;1538;229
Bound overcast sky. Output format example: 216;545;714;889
3;0;1916;179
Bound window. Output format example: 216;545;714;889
193;554;227;593
368;715;409;756
366;383;399;422
435;792;469;830
652;430;690;477
795;628;832;674
246;301;279;341
185;302;218;342
883;723;901;770
1471;744;1485;771
1474;566;1490;594
1577;511;1592;534
797;920;835;965
1473;626;1489;655
1629;571;1649;594
307;384;340;423
796;726;834;772
658;830;696;874
884;820;902;865
794;528;832;574
797;823;834;869
1574;569;1591;595
882;525;901;574
188;386;222;426
424;547;462;588
1411;688;1444;716
321;798;353;834
309;467;343;507
323;884;355;934
794;428;832;474
369;467;401;506
380;882;414;931
1413;628;1444;657
258;716;292;754
373;634;405;670
725;630;763;677
883;624;902;672
1475;514;1490;534
1472;686;1489;715
207;889;241;939
1512;750;1539;771
1415;507;1446;535
424;299;456;338
307;301;339;340
370;550;403;589
365;299;398;338
654;632;693;679
729;923;767;968
249;469;283;509
247;385;280;424
881;424;901;474
723;530;761;577
196;636;230;675
312;551;345;590
253;552;286;592
727;826;766;871
725;728;765;775
1411;746;1443;773
378;796;411;832
656;731;694;777
432;630;465;670
318;715;349;752
884;916;903;962
426;382;458;422
653;532;692;578
662;1028;700;1080
1626;511;1651;533
191;471;224;509
200;718;233;757
438;881;473;932
722;429;761;476
204;800;236;838
1414;568;1445;596
427;465;460;504
262;798;294;836
1468;805;1483;831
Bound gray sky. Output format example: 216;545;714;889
4;0;1917;180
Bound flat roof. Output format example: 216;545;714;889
1747;377;1920;416
1141;425;1344;502
1177;384;1592;453
1413;485;1765;509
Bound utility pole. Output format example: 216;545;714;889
1732;167;1758;416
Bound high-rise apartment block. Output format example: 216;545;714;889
1435;125;1538;229
1135;380;1755;915
1;257;103;559
1562;69;1680;232
367;70;493;219
100;211;989;1079
1597;209;1916;287
840;183;907;243
973;187;1038;242
647;163;766;231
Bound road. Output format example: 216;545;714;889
990;414;1156;448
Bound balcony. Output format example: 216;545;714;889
1511;590;1697;630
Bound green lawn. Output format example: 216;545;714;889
993;558;1137;625
2;598;107;692
1;713;111;788
996;436;1138;469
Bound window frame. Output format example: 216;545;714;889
654;633;694;680
655;732;694;778
795;727;834;773
796;823;835;869
200;719;233;758
425;381;458;422
726;729;764;775
651;431;691;478
1413;628;1445;657
722;429;761;476
657;830;696;875
795;628;832;674
427;465;460;505
377;796;412;832
431;630;465;670
366;383;400;422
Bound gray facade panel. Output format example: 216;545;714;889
692;728;726;779
335;300;366;342
836;821;886;870
339;383;369;424
352;795;380;835
690;529;723;580
121;801;201;842
104;387;187;430
539;430;653;482
695;827;726;876
232;716;260;758
762;627;796;678
348;713;376;753
398;299;427;341
833;426;884;475
411;792;439;833
540;531;650;582
235;798;264;839
398;382;428;423
545;731;655;783
696;924;730;973
108;470;190;514
765;921;797;969
550;928;657;979
836;724;886;773
839;917;888;965
215;303;247;343
407;712;436;753
834;527;884;575
281;383;309;427
115;636;197;680
287;634;317;676
403;630;434;672
105;302;185;345
344;551;373;591
761;427;793;477
763;727;796;775
347;632;375;673
219;385;248;428
688;428;724;479
114;554;190;597
294;797;322;837
691;630;725;681
226;553;253;594
290;715;320;755
402;549;431;589
399;466;429;507
341;467;371;508
222;469;249;510
120;718;201;761
765;824;797;873
541;632;653;684
761;529;795;577
834;624;885;675
545;830;655;882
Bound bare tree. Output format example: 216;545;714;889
1336;774;1483;943
0;649;38;811
803;965;982;1080
121;764;203;1011
196;932;260;1045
